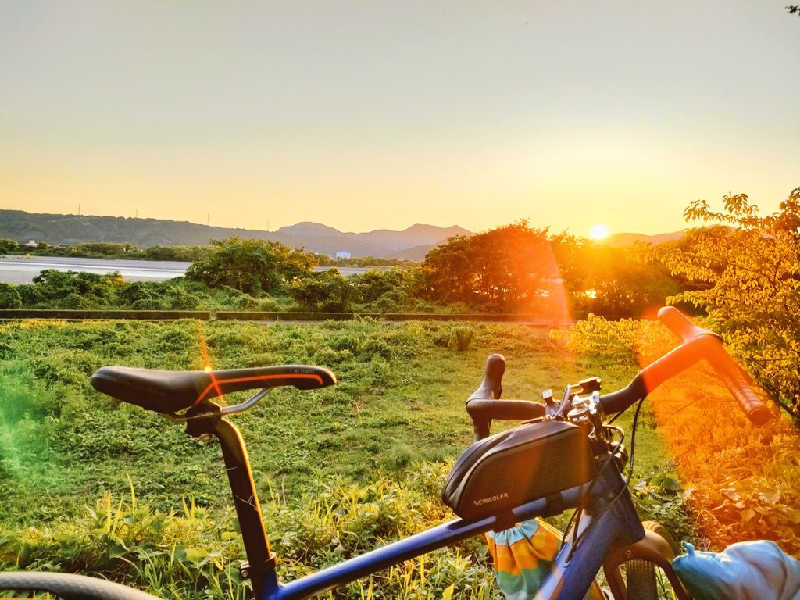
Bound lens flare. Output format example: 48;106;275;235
196;322;223;405
633;321;799;554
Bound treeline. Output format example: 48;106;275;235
178;235;689;318
0;270;291;312
0;230;684;319
313;254;415;268
0;240;414;267
419;223;686;320
0;239;209;262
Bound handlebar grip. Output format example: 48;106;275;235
705;346;773;426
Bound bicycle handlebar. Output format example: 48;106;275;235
651;306;772;425
600;307;772;425
466;354;545;440
467;307;773;438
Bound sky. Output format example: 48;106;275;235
1;1;798;236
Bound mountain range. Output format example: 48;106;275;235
0;210;685;259
0;210;469;259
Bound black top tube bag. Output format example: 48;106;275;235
442;420;594;521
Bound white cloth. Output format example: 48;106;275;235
672;541;800;600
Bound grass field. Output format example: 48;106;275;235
0;319;692;599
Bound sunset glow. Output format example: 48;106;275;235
588;224;611;240
1;3;797;235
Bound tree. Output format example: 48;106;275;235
185;237;316;295
351;269;410;303
552;235;682;320
0;239;19;255
661;189;800;417
0;283;22;308
421;222;565;313
289;269;354;312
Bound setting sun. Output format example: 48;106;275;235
589;224;611;240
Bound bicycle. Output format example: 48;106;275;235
0;306;772;599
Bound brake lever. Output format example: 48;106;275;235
547;384;574;419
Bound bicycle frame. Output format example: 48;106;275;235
194;412;646;600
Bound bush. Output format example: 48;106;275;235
449;327;474;351
0;238;19;254
0;283;22;308
549;313;675;365
289;270;354;312
186;237;316;295
258;297;281;312
421;222;560;313
68;242;140;257
12;270;123;308
143;245;209;262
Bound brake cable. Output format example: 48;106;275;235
626;397;645;485
561;397;645;560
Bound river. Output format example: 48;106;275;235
0;255;376;283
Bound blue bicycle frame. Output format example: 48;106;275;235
200;415;644;600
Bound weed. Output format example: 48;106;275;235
0;319;693;597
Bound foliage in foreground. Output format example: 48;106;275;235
1;466;496;600
0;318;691;598
660;188;800;418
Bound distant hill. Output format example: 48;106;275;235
0;210;469;259
605;231;686;247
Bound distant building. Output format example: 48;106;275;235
335;251;351;259
25;240;37;247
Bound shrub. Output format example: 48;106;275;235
289;270;354;313
258;297;281;312
143;245;210;262
549;313;675;364
186;237;316;295
0;238;19;254
421;222;560;313
449;327;474;352
0;283;22;308
13;270;123;308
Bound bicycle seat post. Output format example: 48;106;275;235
186;408;276;599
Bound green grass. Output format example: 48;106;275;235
0;319;692;598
